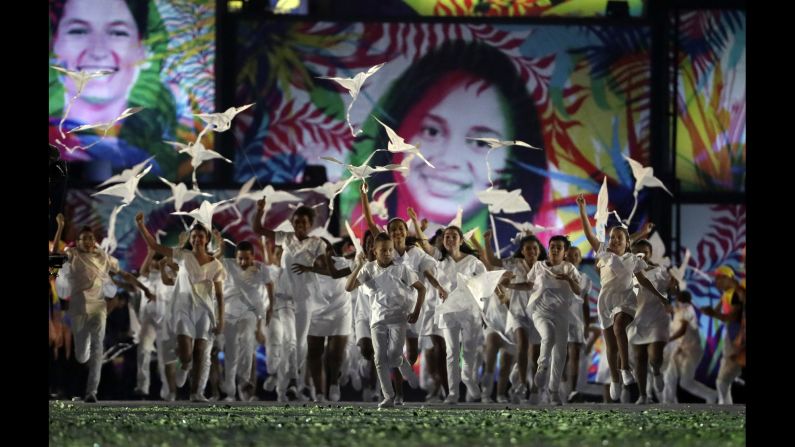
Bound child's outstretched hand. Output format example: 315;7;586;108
135;212;145;226
256;199;266;211
407;207;418;221
576;194;586;208
56;213;65;227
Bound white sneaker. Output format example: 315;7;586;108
238;383;254;402
165;392;176;402
190;393;209;403
444;394;458;405
567;391;580;403
263;375;277;392
465;391;480;403
176;367;190;388
378;397;395;409
277;393;289;403
496;395;509;404
398;359;419;389
314;394;326;403
482;396;494;404
610;382;620;401
549;390;563;406
509;364;520;386
635;395;648;405
394;395;404;406
350;373;362;391
84;393;98;403
329;385;341;402
620;369;636;386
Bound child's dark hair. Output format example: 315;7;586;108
153;253;165;262
374;232;392;244
677;290;692;303
292;206;316;223
237;241;254;252
631;239;653;253
513;235;547;260
429;228;444;246
549;235;571;250
78;226;94;236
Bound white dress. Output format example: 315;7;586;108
594;244;647;329
171;249;227;340
627;264;671;344
502;257;542;344
309;256;353;337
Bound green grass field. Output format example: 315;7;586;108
49;402;745;447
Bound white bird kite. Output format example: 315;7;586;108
92;164;153;206
158;177;213;212
50;66;114;138
165;140;232;189
354;182;398;225
466;137;542;187
495;216;556;244
171;199;232;231
476;188;532;214
624;156;673;226
98;156;155;187
594;177;610;242
194;103;254;141
373;117;434;168
318;63;385;136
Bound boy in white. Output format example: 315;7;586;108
346;233;426;409
507;236;581;405
217;240;272;401
664;290;717;404
562;246;593;403
133;249;169;398
52;215;149;402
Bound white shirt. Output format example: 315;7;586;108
356;261;418;325
526;260;581;319
221;259;271;320
274;231;325;300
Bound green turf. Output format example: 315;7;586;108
49;402;745;447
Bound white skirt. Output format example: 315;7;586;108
308;294;352;337
597;289;637;329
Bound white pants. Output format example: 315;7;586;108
136;305;160;393
371;322;408;399
716;339;742;405
265;311;282;389
442;315;481;399
663;347;717;403
72;312;106;396
294;298;312;384
222;315;257;395
270;307;297;393
532;311;569;394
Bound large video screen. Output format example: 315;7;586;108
233;21;652;255
333;0;646;18
48;0;216;184
675;10;745;193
